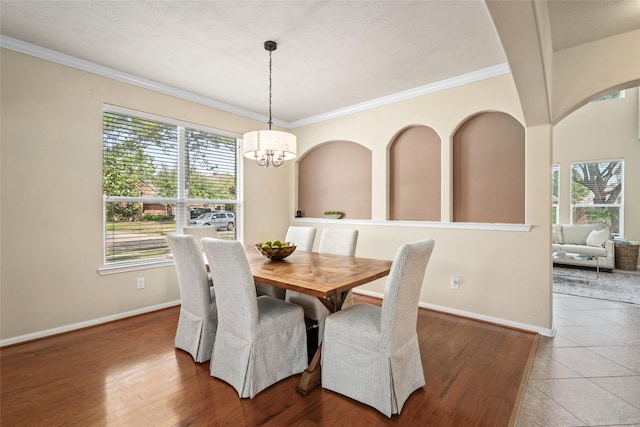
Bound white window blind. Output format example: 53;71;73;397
552;164;559;224
102;107;239;266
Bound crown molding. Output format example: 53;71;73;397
2;35;510;130
288;63;511;128
0;35;287;128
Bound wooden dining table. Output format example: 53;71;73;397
244;247;392;394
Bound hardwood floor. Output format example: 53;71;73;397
1;295;537;426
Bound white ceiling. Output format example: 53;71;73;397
548;0;640;51
1;1;638;126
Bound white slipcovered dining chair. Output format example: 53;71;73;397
202;238;308;398
182;226;217;286
285;228;358;344
321;239;435;417
166;233;217;363
256;226;316;300
182;226;217;251
284;226;316;251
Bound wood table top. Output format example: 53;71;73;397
245;248;392;299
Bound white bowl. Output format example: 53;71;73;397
323;214;342;219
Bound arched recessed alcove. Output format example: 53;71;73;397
389;125;441;221
453;112;525;223
297;141;372;219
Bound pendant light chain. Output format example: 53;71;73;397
242;40;297;168
268;47;273;130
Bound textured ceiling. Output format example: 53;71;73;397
548;0;640;51
1;1;638;126
0;1;505;125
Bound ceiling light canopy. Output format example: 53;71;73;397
243;41;297;168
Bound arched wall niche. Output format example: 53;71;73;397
389;125;441;221
297;140;372;219
452;111;525;224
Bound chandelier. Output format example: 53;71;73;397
242;41;297;167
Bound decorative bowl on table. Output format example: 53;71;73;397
255;242;297;260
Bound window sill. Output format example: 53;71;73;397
98;258;174;275
292;217;531;232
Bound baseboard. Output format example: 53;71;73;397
353;289;555;337
0;300;181;347
4;290;558;347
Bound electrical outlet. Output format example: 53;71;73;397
136;277;145;290
451;276;460;290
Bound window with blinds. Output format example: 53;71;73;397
570;160;624;236
102;106;239;266
591;90;625;102
552;164;559;224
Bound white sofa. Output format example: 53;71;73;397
552;223;614;271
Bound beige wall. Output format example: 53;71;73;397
1;51;555;342
0;50;291;341
291;75;555;333
553;30;640;123
1;15;637;344
553;87;640;246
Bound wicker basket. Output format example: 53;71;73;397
614;244;639;271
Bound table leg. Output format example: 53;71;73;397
296;291;346;395
296;343;322;395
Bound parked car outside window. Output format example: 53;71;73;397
190;211;235;231
190;207;211;219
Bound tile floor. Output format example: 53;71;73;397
517;292;640;426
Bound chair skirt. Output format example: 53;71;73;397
321;304;425;417
175;303;217;363
210;297;308;398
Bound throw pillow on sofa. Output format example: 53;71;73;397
586;227;610;247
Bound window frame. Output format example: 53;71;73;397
552;164;559;225
591;90;625;102
569;159;624;238
99;104;243;274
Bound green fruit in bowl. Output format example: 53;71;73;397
258;240;292;250
256;240;296;260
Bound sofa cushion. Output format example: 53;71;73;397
560;244;607;257
586;227;610;247
552;243;562;252
552;224;563;244
562;223;606;245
